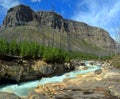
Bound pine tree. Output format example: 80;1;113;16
0;39;8;56
9;40;18;55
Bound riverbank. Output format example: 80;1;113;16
30;62;120;99
0;59;74;83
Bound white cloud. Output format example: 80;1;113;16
72;0;120;37
0;0;19;9
0;0;19;24
31;0;41;2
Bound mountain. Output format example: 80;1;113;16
0;4;116;56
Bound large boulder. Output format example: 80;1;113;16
94;69;102;75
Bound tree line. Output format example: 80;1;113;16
0;39;111;62
0;39;70;63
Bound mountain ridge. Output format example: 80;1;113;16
0;4;116;56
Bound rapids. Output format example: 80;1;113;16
0;61;101;96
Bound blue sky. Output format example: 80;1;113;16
0;0;120;39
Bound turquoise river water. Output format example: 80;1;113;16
0;61;101;96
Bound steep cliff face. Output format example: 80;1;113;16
3;4;37;27
36;11;64;30
0;4;116;55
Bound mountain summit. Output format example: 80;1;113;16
3;4;37;27
0;4;116;55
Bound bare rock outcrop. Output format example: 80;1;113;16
0;60;74;83
3;4;37;27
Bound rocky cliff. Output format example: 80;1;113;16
3;4;37;27
0;4;116;55
0;59;74;83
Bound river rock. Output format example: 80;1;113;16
36;65;54;75
70;60;87;70
54;92;72;99
109;85;120;98
26;93;48;99
94;69;102;75
0;92;20;99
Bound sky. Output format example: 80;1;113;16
0;0;120;39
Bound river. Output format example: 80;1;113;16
0;61;101;96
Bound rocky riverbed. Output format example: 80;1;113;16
0;61;120;99
29;62;120;99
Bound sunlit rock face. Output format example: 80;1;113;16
0;60;74;83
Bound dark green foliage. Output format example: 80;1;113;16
9;40;19;55
69;51;99;60
43;47;69;63
19;41;39;59
38;45;45;58
110;55;120;68
0;39;69;62
0;39;111;63
99;55;113;61
0;39;8;56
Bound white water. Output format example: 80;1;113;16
0;62;101;96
